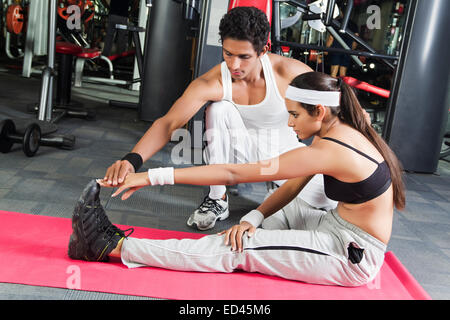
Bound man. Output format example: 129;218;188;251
326;18;359;78
103;6;336;230
102;0;132;56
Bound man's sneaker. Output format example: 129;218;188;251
186;195;229;231
68;179;133;262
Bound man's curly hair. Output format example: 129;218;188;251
219;6;270;54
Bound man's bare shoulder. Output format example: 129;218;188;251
268;52;313;82
197;63;222;82
186;63;223;101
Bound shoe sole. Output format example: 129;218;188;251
67;180;100;261
187;208;229;231
68;202;90;260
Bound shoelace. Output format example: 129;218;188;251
197;196;225;216
97;210;134;240
84;204;134;241
94;209;133;262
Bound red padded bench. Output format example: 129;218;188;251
74;49;136;87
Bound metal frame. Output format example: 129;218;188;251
272;0;399;70
73;0;148;89
22;0;49;77
38;0;57;122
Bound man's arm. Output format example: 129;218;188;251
131;77;221;161
104;67;223;185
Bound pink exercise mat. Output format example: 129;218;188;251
0;211;431;300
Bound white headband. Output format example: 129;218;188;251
285;86;340;107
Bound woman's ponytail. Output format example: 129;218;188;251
339;80;405;210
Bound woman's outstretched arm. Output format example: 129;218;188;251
102;144;326;200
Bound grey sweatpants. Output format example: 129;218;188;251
120;196;386;287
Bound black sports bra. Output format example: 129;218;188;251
322;137;392;204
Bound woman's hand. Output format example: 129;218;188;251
218;222;256;252
97;172;150;200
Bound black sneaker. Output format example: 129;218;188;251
68;180;133;262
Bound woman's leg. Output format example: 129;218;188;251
120;211;380;286
69;180;383;287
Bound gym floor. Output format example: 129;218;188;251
0;70;449;300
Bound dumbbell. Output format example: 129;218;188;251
0;119;76;157
0;119;41;157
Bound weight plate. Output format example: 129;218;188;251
6;4;24;35
22;123;41;157
0;119;16;153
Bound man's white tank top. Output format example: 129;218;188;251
220;53;301;159
220;53;337;210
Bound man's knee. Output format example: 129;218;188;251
205;100;238;122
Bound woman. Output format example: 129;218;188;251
69;72;405;287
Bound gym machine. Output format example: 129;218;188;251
110;0;201;111
73;0;148;89
2;0;45;74
272;0;398;70
1;0;76;157
272;0;450;173
107;0;151;109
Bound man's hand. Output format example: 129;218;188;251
103;160;135;186
218;222;256;253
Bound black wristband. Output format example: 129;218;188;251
121;152;143;172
